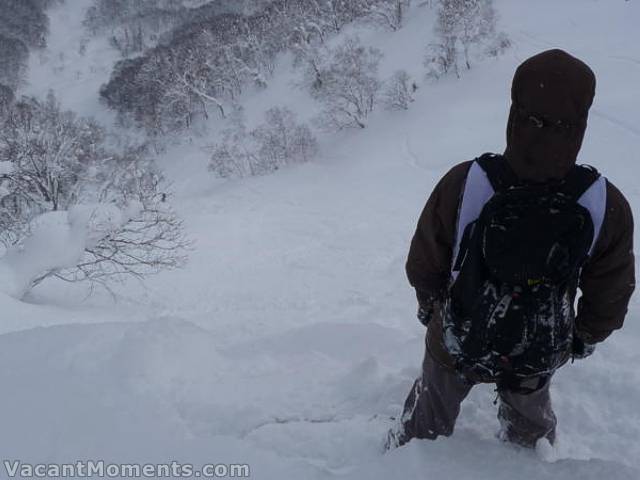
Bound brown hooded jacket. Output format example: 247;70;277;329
406;50;635;374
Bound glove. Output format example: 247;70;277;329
572;333;596;360
417;303;436;327
417;304;433;327
415;290;439;327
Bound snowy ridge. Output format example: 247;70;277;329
2;0;640;479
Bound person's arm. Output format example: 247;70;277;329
576;181;635;347
406;162;471;324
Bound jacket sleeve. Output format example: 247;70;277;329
576;181;635;343
406;161;471;306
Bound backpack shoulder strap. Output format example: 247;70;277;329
475;153;519;192
561;164;600;200
451;155;497;277
573;166;607;256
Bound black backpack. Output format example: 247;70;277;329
443;154;600;381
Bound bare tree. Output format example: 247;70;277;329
425;0;505;79
99;0;397;135
425;35;459;79
291;27;330;93
0;93;188;293
252;107;318;172
46;194;188;294
312;37;383;130
0;34;28;89
0;0;50;49
209;108;256;178
84;0;192;56
209;106;317;178
383;70;417;111
456;0;498;70
485;31;511;58
368;0;412;31
0;83;14;118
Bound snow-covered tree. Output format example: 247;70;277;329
0;93;106;226
0;83;14;118
208;108;254;178
102;10;278;136
84;0;194;56
425;0;505;79
209;107;317;178
383;70;417;111
0;0;50;49
456;0;498;69
0;0;53;92
294;39;330;93
485;31;511;58
100;0;397;135
253;107;318;171
368;0;412;31
312;37;383;130
0;93;188;293
0;34;28;90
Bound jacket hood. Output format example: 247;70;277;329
504;49;596;181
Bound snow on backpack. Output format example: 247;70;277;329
443;153;606;380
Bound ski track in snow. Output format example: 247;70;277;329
2;0;640;479
591;109;640;138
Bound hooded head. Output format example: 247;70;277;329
504;49;596;182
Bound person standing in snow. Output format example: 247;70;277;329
388;49;635;449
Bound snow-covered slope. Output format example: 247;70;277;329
21;0;118;123
2;0;640;478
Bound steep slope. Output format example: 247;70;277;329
1;0;639;479
20;0;118;121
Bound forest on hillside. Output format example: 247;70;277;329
0;0;505;297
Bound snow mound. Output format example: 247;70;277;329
1;318;638;478
0;203;139;298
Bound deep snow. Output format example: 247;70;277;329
2;0;640;479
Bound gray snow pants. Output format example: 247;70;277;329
399;348;557;448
